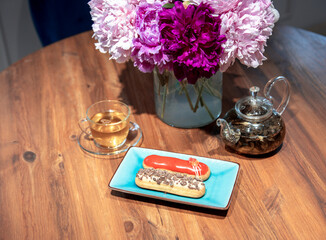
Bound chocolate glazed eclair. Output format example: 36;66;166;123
135;168;205;198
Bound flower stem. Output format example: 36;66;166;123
193;79;215;120
194;79;205;112
156;68;170;119
161;84;167;118
181;81;195;111
204;80;222;99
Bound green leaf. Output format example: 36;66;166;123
163;3;175;9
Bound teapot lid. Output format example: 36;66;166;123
235;86;273;122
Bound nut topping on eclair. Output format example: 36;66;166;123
136;168;205;191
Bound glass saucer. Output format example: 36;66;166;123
78;121;143;156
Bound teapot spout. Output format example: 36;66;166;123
216;119;241;144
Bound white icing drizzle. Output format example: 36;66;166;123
188;157;202;179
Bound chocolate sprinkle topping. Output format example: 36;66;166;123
136;168;205;190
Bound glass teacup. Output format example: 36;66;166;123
79;100;131;149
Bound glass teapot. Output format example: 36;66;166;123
216;76;290;155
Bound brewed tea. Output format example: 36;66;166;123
89;111;129;148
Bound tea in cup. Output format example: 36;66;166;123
79;100;131;149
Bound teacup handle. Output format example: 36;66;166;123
78;118;92;136
263;76;290;115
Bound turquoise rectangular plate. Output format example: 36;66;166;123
109;147;240;210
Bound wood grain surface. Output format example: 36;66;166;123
0;25;326;239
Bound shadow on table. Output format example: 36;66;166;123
117;61;156;115
116;61;286;160
110;190;228;218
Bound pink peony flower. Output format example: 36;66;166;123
89;0;137;63
131;2;172;73
219;0;279;71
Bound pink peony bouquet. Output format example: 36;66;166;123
88;0;279;84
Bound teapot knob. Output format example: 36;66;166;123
263;76;290;115
249;86;260;99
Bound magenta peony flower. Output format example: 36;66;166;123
219;0;279;71
159;1;226;84
131;2;172;73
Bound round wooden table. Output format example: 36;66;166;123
0;25;326;239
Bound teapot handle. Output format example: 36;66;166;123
263;76;290;115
